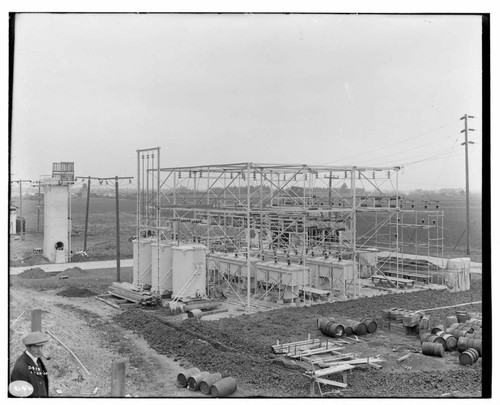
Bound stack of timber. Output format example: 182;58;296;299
107;282;160;307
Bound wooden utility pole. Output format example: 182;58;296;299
31;181;42;233
115;176;121;282
83;177;91;252
96;176;133;282
460;114;475;256
11;179;31;240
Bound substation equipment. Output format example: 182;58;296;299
40;162;75;263
133;147;446;310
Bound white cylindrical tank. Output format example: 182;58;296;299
172;244;207;300
133;239;152;286
151;242;173;294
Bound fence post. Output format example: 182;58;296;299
111;359;126;397
31;309;42;332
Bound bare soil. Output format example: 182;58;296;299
9;263;484;398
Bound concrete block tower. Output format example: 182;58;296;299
42;162;74;263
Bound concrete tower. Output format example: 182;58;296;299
42;162;74;263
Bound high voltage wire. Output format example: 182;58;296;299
322;119;459;165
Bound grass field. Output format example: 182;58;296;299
11;192;483;263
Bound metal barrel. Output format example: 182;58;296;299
320;321;345;338
187;371;211;391
445;316;458;327
344;325;354;336
360;318;377;333
426;334;446;348
199;373;222;395
435;331;458;351
317;318;335;330
456;310;468;323
458;337;482;356
420;332;432;343
431;325;444;335
459;348;479;366
210;377;237;397
422;342;445;357
177;367;201;388
349;321;368;336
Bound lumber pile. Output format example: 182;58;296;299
108;282;160;307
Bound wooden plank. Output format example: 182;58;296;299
96;295;121;309
108;286;143;303
397;353;412;362
291;347;344;359
312;364;354;377
315;378;347;389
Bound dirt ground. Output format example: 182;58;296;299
8;261;485;398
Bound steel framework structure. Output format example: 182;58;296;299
136;148;444;310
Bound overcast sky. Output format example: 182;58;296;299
10;13;484;192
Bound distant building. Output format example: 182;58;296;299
9;205;17;234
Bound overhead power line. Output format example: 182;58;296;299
323;119;459;165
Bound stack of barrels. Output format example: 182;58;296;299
177;368;237;397
317;317;378;338
443;310;483;366
422;310;483;365
420;332;446;357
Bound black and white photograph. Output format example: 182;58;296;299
6;2;492;400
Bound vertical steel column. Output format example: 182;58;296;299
246;163;251;310
137;151;142;285
173;169;177;240
207;167;211;252
156;148;161;292
395;168;400;284
351;167;357;298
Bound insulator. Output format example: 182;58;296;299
315;172;319;179
178;172;181;178
387;171;391;178
372;171;375;179
129;179;132;184
230;172;233;179
283;175;286;181
432;220;436;224
253;171;257;180
199;171;202;177
189;171;192;178
436;205;439;209
345;171;348;178
424;205;427;209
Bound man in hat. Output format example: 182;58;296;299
10;331;50;397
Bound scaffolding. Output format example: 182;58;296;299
136;149;445;309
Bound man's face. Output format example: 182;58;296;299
27;344;44;358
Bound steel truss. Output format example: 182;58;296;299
136;152;444;310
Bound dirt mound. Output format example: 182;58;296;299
17;267;51;279
56;287;97;297
60;267;86;277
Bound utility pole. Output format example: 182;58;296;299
11;179;31;240
96;176;134;282
83;177;91;252
31;181;42;233
324;172;339;218
460;114;475;256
